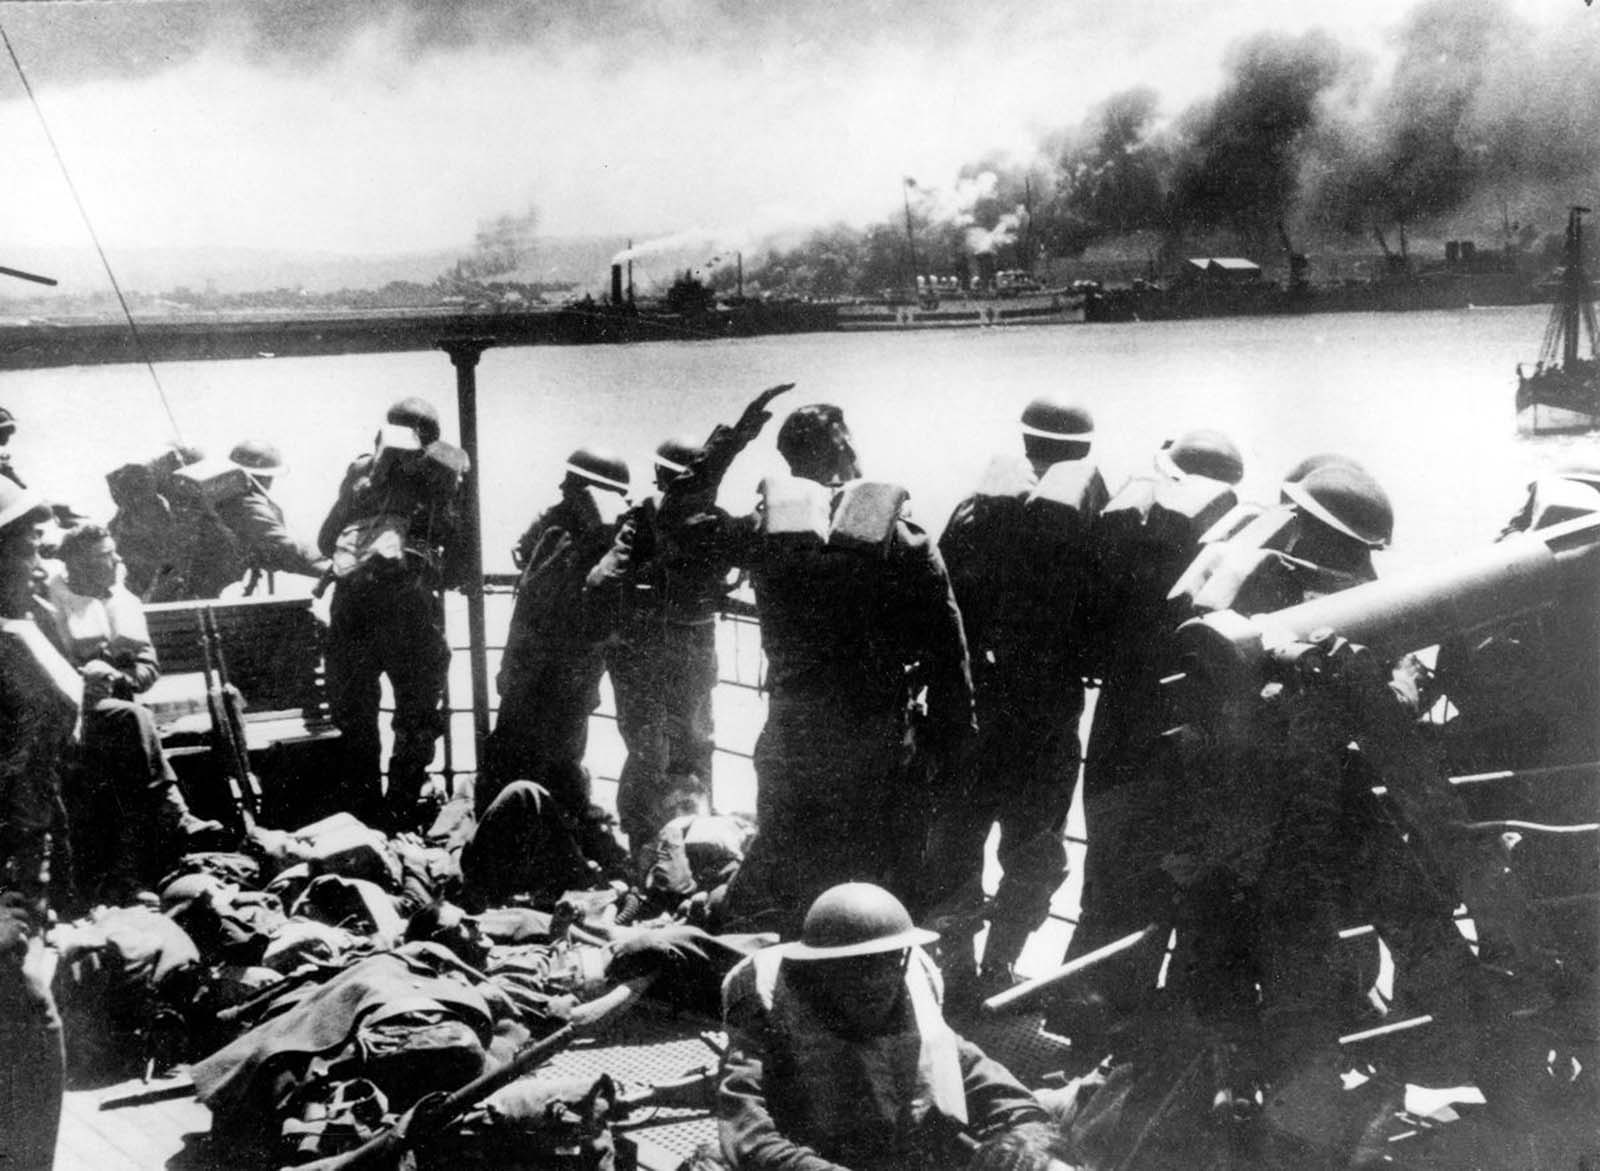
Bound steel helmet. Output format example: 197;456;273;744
229;439;286;476
1020;395;1093;463
1282;461;1394;549
565;445;631;494
0;478;50;532
1280;452;1363;492
386;397;442;446
653;435;704;483
1157;429;1244;485
785;883;938;960
0;406;15;437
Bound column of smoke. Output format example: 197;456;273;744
454;206;540;282
1077;0;1600;260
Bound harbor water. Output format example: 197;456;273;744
2;304;1590;578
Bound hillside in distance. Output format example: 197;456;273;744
0;235;632;302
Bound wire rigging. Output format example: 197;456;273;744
1;20;187;445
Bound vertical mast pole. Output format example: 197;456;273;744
438;336;495;771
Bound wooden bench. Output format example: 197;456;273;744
142;595;337;751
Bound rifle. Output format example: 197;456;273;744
288;1023;577;1171
197;605;260;837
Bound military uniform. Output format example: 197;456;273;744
483;489;621;819
719;476;974;935
586;454;735;849
934;455;1108;973
1065;459;1241;993
719;945;1046;1170
212;482;328;592
318;442;464;830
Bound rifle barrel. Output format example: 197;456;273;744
983;924;1160;1014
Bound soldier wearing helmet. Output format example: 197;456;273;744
1060;428;1244;1020
718;883;1049;1170
585;434;732;852
928;394;1109;992
1061;457;1509;1154
317;398;469;831
105;438;327;600
482;445;633;827
204;439;330;594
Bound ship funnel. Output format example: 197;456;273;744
611;264;624;306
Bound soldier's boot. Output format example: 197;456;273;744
157;779;230;849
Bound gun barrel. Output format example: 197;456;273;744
1177;512;1600;692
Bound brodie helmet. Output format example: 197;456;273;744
1158;429;1244;485
1020;395;1093;462
653;435;704;488
386;397;442;446
1282;461;1394;549
228;439;286;477
0;406;15;440
565;446;631;495
1281;452;1363;491
784;883;938;961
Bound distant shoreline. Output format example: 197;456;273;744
0;303;841;369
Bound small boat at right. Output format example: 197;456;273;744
1517;205;1600;434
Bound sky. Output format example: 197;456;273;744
0;0;1593;260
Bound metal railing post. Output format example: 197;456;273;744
438;336;496;773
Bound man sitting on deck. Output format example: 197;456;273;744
718;883;1049;1170
40;523;225;903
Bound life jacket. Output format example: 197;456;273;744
743;946;967;1161
0;615;81;733
752;475;921;705
41;571;151;669
829;480;911;555
331;435;468;584
1095;472;1239;621
107;450;225;600
1168;504;1302;618
171;457;253;507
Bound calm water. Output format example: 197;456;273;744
3;304;1594;577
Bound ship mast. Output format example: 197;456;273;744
1540;205;1598;370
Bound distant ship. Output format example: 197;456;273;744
837;271;1085;331
1517;205;1600;435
